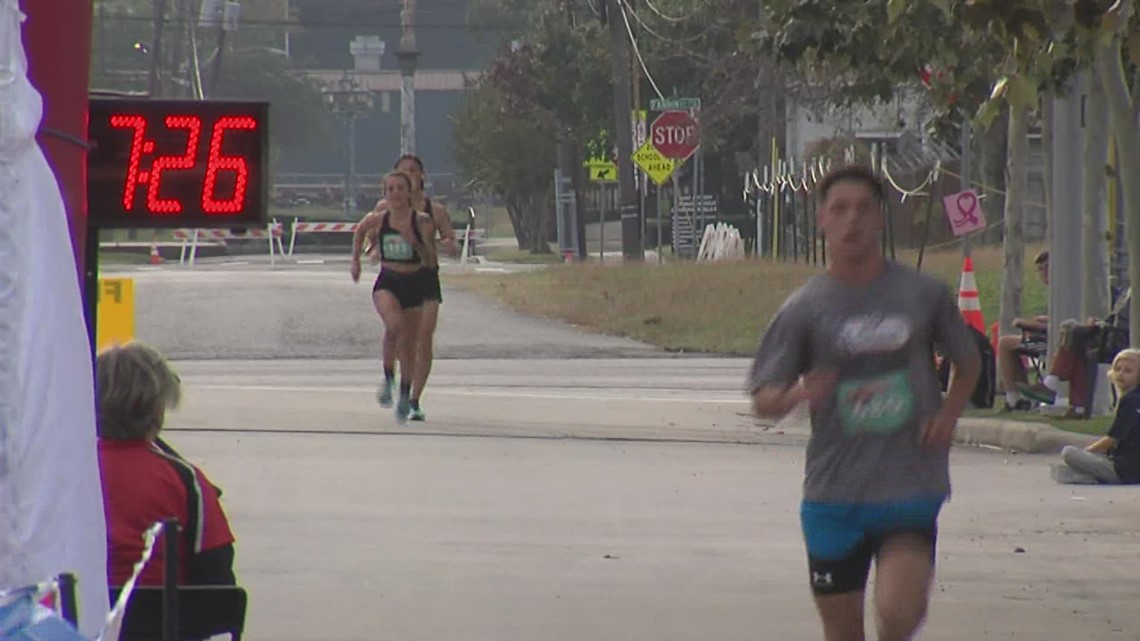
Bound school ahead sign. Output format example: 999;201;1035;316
632;140;676;185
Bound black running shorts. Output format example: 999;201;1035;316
373;269;426;310
422;266;442;303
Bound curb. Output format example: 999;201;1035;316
954;418;1096;454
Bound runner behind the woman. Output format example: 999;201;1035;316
351;171;437;422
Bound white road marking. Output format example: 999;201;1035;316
188;383;751;404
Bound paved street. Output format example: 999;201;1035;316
109;258;1140;640
174;418;1140;641
109;259;654;360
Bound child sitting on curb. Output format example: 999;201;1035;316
1052;348;1140;485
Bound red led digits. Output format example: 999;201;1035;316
146;115;203;213
92;100;264;227
109;115;147;210
202;116;257;213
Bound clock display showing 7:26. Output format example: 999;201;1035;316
88;99;269;229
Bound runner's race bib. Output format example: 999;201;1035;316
381;233;414;261
836;370;915;434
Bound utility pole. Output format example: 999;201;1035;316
556;0;580;260
607;0;642;260
208;28;227;96
166;0;188;98
630;5;644;257
960;120;971;257
1049;75;1086;359
1081;69;1110;321
134;0;168;242
397;0;419;155
148;0;167;96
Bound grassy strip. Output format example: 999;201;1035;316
451;244;1113;436
962;408;1111;437
452;245;1046;356
481;247;564;264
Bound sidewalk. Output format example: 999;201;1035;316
955;416;1095;453
773;399;1095;455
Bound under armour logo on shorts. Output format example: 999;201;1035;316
811;571;834;588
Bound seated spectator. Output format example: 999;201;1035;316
1019;287;1131;415
1052;348;1140;485
96;343;237;587
996;250;1050;411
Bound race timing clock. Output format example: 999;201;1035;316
87;98;269;229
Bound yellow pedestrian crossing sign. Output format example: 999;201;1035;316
585;159;618;182
632;140;676;185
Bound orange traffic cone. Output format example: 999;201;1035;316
149;242;163;265
958;256;985;335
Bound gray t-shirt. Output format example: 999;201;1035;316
748;262;980;504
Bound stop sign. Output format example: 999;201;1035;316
650;110;700;161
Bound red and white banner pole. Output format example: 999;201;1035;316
24;0;93;290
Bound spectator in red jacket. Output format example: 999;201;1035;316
996;251;1050;411
96;343;236;587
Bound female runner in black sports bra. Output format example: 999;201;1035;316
394;155;456;422
351;171;437;422
355;155;456;421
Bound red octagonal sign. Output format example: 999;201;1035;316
650;110;700;161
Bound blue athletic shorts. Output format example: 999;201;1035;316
800;497;944;595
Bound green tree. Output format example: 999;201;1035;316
629;0;780;155
451;79;558;252
759;0;1004;130
1083;0;1140;341
759;0;1065;332
952;0;1058;334
933;0;1137;339
455;0;613;253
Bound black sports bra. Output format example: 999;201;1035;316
376;212;425;264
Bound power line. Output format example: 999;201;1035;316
617;0;663;99
621;1;716;45
642;0;694;23
99;15;514;31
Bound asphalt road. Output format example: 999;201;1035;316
105;257;1140;641
109;258;657;360
175;417;1140;641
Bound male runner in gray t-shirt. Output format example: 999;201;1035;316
749;165;980;641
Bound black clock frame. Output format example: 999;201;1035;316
83;97;270;360
87;98;269;230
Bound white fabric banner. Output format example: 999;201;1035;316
0;2;110;638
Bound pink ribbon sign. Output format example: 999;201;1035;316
942;189;986;236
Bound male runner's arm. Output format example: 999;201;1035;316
748;300;830;418
923;285;982;448
753;372;837;418
430;203;459;258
